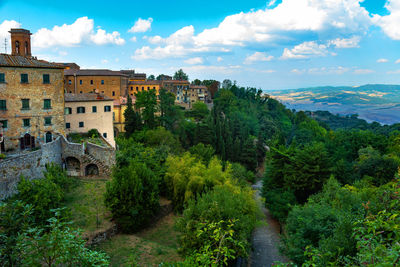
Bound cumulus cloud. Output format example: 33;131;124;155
129;18;153;33
281;41;329;59
291;66;349;74
387;69;400;74
0;20;21;52
130;36;137;42
354;69;375;74
244;52;274;64
373;0;400;40
328;36;361;48
217;57;223;62
395;59;400;64
377;58;389;63
184;57;204;65
135;0;370;59
32;17;125;48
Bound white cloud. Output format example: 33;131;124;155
0;20;21;52
129;18;153;33
101;59;109;64
328;36;361;48
244;52;274;64
281;41;328;59
387;69;400;74
184;65;242;75
130;36;137;42
291;68;305;74
58;51;68;56
184;57;204;65
268;0;277;7
136;0;370;59
373;0;400;40
217;57;223;62
377;58;389;63
32;17;125;48
354;69;374;74
291;66;349;75
396;59;400;64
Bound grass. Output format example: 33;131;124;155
63;177;113;235
96;213;182;266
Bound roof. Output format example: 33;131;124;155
113;96;136;106
0;54;64;69
64;93;113;102
129;80;161;85
189;85;208;89
64;69;128;77
161;80;190;85
54;62;80;69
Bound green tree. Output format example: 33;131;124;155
189;143;215;165
159;88;181;130
173;69;189;81
148;74;155;80
124;94;142;136
187;101;209;121
105;159;160;232
192;79;202;85
135;89;158;129
222;79;232;89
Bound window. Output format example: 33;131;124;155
153;86;156;89
103;133;107;138
131;87;133;91
136;86;139;91
64;107;72;114
112;91;115;96
21;74;28;84
43;74;50;84
0;100;6;110
45;132;52;143
0;120;7;129
80;80;82;85
77;107;85;113
68;80;72;85
44;117;52;126
80;91;82;94
23;119;30;127
104;105;111;112
90;80;93;85
92;106;97;113
43;99;51;109
142;87;144;90
79;121;84;128
0;73;5;83
66;122;70;129
101;91;104;93
147;86;150;90
21;99;30;110
101;80;104;85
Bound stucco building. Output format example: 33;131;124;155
113;96;136;136
161;80;191;108
128;80;161;97
64;93;115;147
0;28;65;152
189;85;210;103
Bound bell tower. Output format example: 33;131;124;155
9;28;32;57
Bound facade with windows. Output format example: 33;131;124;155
64;93;115;147
0;28;65;152
161;80;191;109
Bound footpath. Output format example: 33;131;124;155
249;180;288;267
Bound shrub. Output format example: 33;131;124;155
231;163;255;184
88;128;100;138
43;164;72;190
0;153;5;159
104;159;159;232
189;143;215;165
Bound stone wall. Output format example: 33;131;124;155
0;136;62;200
86;142;115;167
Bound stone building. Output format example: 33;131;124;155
64;93;115;147
120;69;146;81
161;80;191;108
188;84;210;103
0;28;65;152
64;69;128;100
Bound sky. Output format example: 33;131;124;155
1;0;400;90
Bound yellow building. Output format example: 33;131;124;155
113;96;136;136
0;28;65;152
128;80;161;97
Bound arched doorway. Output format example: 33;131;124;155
20;133;34;150
66;157;80;176
45;132;52;143
85;164;99;176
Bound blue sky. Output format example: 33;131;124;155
1;0;400;90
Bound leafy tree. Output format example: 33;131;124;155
159;89;181;130
239;137;257;171
124;94;142;136
222;79;232;89
189;143;215;165
148;74;155;80
202;80;220;99
192;79;202;85
173;69;189;81
105;159;159;232
135;89;158;129
230;162;255;184
187;101;209;121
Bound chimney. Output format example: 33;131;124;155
9;28;32;57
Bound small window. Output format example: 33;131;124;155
0;73;5;83
92;106;97;113
0;120;7;129
112;91;115;96
130;87;133;91
21;99;30;110
90;80;93;85
101;91;104;93
103;133;107;138
104;105;111;112
142;87;144;90
21;74;28;84
80;91;82;94
77;107;85;114
101;80;104;85
79;121;84;128
80;80;82;85
43;74;50;84
0;100;7;110
147;86;150;90
23;118;30;127
136;87;139;91
153;86;156;89
43;99;51;109
66;122;71;129
68;80;72;85
44;117;52;126
64;107;72;114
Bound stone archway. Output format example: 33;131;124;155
66;156;80;176
85;164;99;176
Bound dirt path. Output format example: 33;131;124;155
249;180;288;267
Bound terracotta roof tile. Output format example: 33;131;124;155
0;54;64;69
65;93;114;102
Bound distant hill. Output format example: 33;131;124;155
267;84;400;125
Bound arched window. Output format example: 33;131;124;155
45;132;52;143
15;41;20;54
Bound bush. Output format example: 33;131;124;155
176;185;257;264
189;143;215;165
43;164;72;190
88;128;100;138
0;153;5;159
231;163;255;184
104;159;160;232
134;127;182;153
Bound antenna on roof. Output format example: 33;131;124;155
4;38;7;54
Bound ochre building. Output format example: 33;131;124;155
0;28;65;152
113;96;136;136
